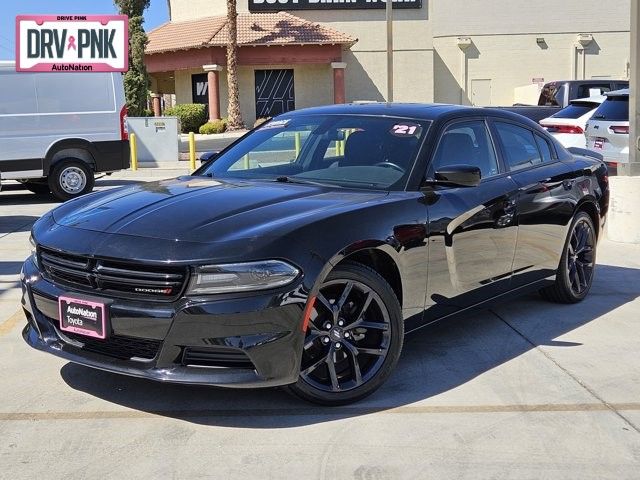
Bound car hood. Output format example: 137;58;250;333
51;176;387;244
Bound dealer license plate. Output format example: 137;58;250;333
58;296;107;339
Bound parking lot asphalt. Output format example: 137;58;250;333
1;172;639;479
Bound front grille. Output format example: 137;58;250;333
182;346;254;369
62;330;162;361
39;247;188;301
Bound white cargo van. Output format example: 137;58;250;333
0;61;129;200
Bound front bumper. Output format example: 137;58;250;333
21;258;306;388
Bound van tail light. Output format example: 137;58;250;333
542;124;584;134
610;125;629;135
120;105;129;141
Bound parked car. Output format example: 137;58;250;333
497;79;628;122
0;61;129;200
23;103;608;405
539;95;605;148
585;89;630;170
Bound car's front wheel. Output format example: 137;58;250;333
288;262;403;405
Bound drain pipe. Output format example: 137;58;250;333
576;33;593;79
457;37;472;104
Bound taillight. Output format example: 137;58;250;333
542;124;584;134
610;125;629;135
120;105;128;140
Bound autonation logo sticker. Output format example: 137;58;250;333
16;15;128;72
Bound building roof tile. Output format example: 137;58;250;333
147;12;357;54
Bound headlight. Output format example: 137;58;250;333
187;260;300;295
29;235;39;268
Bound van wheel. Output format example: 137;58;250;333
48;160;94;201
21;180;50;195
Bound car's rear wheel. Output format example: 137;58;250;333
48;159;95;201
540;211;596;303
288;262;403;405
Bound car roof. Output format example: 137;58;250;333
280;102;537;124
605;88;629;97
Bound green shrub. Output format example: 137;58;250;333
143;108;154;117
199;119;227;135
164;103;207;133
254;117;271;128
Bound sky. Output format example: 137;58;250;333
0;0;170;60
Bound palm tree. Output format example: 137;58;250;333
226;0;244;130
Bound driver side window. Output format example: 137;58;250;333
429;120;499;179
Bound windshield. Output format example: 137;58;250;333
198;114;430;191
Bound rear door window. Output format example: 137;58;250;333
591;97;629;122
494;122;543;171
535;135;554;163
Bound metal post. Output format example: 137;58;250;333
605;1;640;243
386;0;393;103
629;0;640;175
188;132;196;171
130;133;138;171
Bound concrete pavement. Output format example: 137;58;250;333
0;173;639;479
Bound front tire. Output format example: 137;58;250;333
540;211;596;303
48;159;94;201
288;262;403;405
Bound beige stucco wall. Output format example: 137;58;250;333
167;0;435;104
166;0;630;108
431;0;630;106
434;32;631;106
173;64;333;126
431;0;630;37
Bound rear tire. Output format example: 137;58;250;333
48;159;94;201
540;211;596;304
288;262;403;405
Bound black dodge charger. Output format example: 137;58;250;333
22;103;608;405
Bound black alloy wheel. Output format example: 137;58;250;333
541;211;596;303
288;262;403;405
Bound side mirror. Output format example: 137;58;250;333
200;150;221;164
426;164;482;188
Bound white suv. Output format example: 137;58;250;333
584;89;629;170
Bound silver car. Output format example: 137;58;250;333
584;89;629;170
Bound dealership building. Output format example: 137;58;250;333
145;0;631;124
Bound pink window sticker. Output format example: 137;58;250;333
390;123;421;137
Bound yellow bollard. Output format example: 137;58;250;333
130;133;138;171
294;132;301;158
243;154;250;169
188;131;196;171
